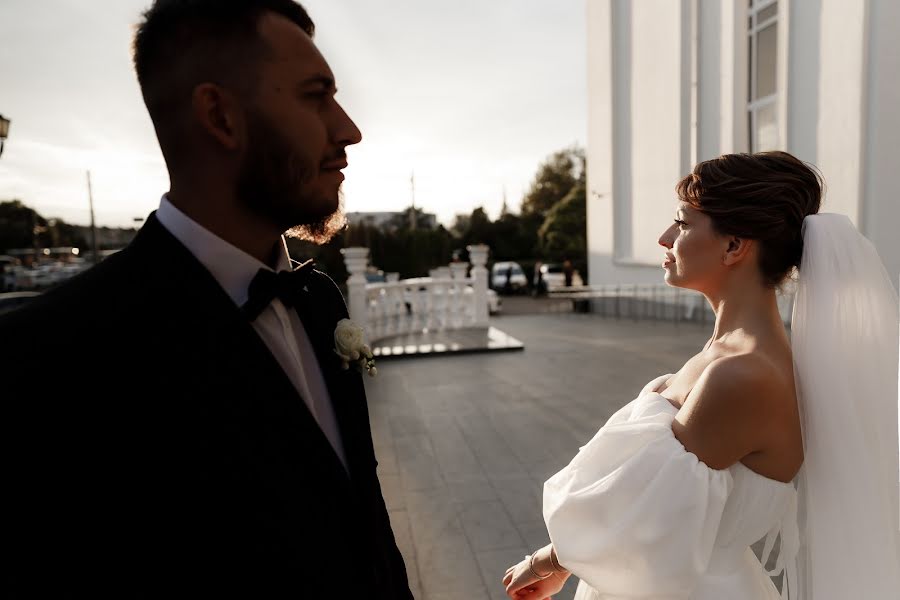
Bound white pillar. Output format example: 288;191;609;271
340;247;369;331
467;244;490;328
449;262;470;328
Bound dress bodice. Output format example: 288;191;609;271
543;374;799;600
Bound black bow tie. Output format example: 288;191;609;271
241;259;316;320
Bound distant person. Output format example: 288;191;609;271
562;258;574;287
533;260;545;296
2;1;411;596
504;264;514;294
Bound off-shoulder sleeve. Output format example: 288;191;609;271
543;393;733;599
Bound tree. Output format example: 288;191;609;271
387;206;435;231
0;200;44;252
450;213;471;239
520;146;585;219
0;200;87;253
538;178;587;266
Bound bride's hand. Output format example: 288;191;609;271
503;556;568;598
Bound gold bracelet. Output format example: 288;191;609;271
550;549;568;573
529;552;553;580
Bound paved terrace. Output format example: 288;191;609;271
364;312;712;600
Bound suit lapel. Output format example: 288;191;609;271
292;278;373;484
131;214;353;490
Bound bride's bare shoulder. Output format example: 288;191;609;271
671;353;792;470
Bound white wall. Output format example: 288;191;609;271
630;1;690;264
813;0;867;222
587;0;899;289
587;0;690;286
862;0;900;281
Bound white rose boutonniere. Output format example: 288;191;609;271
333;318;377;377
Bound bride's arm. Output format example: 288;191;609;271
503;543;570;597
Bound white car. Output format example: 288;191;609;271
539;263;584;290
491;261;528;293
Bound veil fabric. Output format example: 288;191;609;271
790;213;900;599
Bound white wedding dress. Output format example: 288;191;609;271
544;373;799;600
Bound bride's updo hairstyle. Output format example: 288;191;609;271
675;151;823;287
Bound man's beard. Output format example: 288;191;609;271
236;109;346;245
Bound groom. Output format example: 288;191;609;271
3;0;412;597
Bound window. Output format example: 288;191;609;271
748;0;779;151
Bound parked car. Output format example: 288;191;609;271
540;263;584;290
8;265;35;291
491;261;528;293
0;291;40;315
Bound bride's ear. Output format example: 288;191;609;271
722;236;753;266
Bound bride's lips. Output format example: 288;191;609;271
663;253;676;268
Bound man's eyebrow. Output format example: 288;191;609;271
298;75;336;89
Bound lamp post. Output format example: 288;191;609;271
0;114;10;158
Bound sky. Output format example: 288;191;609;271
0;0;587;228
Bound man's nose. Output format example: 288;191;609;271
333;101;362;147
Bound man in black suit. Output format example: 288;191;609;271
3;1;412;596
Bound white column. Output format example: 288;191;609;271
340;247;369;331
467;245;490;328
450;262;469;328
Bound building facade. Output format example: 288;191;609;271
586;0;899;288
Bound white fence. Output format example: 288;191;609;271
341;245;490;343
549;281;797;325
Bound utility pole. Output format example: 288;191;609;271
409;171;417;231
87;171;100;265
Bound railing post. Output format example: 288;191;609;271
467;244;490;328
450;262;469;327
340;247;369;331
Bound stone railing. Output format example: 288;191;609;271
549;281;797;325
341;244;489;342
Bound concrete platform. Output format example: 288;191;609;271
364;313;714;599
372;326;525;360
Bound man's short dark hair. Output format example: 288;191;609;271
133;0;314;125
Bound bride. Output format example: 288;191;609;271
503;151;900;599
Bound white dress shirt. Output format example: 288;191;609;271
156;195;347;468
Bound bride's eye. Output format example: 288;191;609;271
674;219;687;227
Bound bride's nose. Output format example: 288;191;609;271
658;225;675;249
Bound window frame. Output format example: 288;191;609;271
747;0;780;152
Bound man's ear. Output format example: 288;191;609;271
723;236;753;266
190;83;244;152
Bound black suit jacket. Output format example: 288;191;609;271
2;214;412;598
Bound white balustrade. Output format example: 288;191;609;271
340;247;370;330
342;246;492;343
468;244;490;328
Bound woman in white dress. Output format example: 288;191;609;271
503;151;900;599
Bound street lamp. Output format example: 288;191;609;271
0;114;10;158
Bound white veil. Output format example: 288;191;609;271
790;213;900;598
